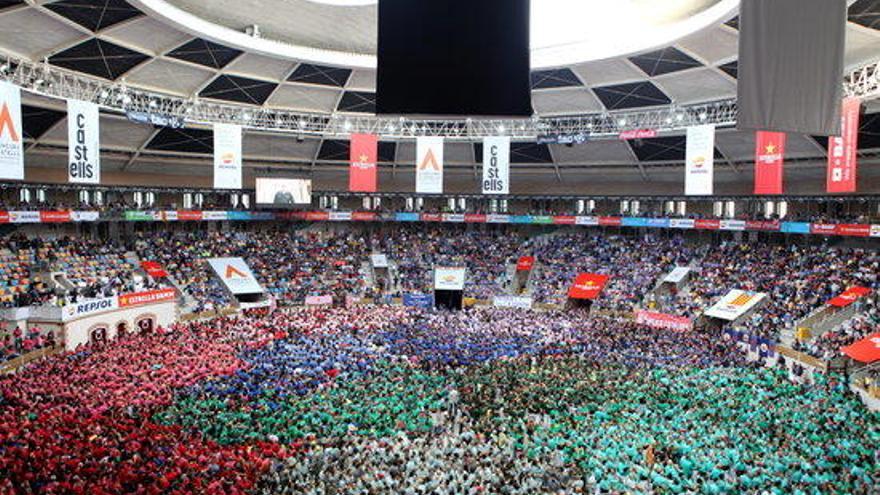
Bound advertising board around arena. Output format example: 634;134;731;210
695;219;721;230
575;216;599;226
443;213;465;223
396;212;420;222
9;211;41;223
207;257;264;295
836;224;871;237
781;222;810;234
202;211;228;221
493;296;533;310
635;310;693;332
745;220;780;231
533;216;554;224
553;216;576;225
62;295;118;321
306;212;330;222
720;220;746;231
599;217;622;227
487;214;510;224
118;288;176;308
872;225;880;238
663;266;691;284
434;267;466;291
39;211;72;223
71;211;99;222
669;218;695;229
464;214;487;223
647;218;670;228
0;211;8;223
124;211;161;222
329;211;353;221
622;217;648;228
421;213;442;222
403;293;435;309
705;290;767;321
305;295;334;306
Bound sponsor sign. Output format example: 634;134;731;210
837;224;871;237
421;213;442;222
599;216;622;227
67;99;100;184
370;254;389;268
227;211;252;221
353;211;378;222
618;129;657;140
306;211;330;221
828;286;871;308
202;211;228;221
140;261;168;278
434;267;466;291
0;211;8;223
553;215;576;225
635;310;693;332
533;216;554;224
745;220;780;232
516;256;535;272
663;267;691;284
39;211;71;223
872;225;880;238
207;257;265;295
487;214;510;224
403;293;434;309
810;223;838;236
305;295;334;306
178;210;204;221
493;296;533;310
705;290;767;321
695;219;720;230
576;216;599;226
9;211;40;223
124;211;161;222
754;131;786;195
71;211;99;222
568;273;610;300
510;215;533;224
464;214;487;223
827;97;860;193
329;211;353;221
647;218;670;228
0;82;24;180
622;217;648;228
118;288;176;307
442;213;465;223
62;296;118;321
685;124;715;196
396;212;420;222
416;136;444;193
349;133;378;192
669;218;695;229
213;123;242;189
781;222;810;234
536;132;589;145
720;220;746;231
482;136;510;194
125;110;185;128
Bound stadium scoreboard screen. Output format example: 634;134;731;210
255;178;312;207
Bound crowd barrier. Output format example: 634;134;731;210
0;346;61;374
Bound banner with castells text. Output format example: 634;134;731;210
0;82;24;180
826;97;860;193
67;99;101;184
213;123;242;189
416;136;444;194
482;136;510;194
685;124;715;196
349;133;378;192
754;131;785;194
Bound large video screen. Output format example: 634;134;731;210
255;178;312;206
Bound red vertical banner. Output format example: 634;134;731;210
754;131;786;195
349;133;378;192
826;97;861;193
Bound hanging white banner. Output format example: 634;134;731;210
214;123;242;189
0;82;24;180
482;136;510;195
67;99;100;184
685;124;715;196
416;136;444;194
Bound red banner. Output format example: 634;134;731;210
420;213;442;222
635;310;693;332
840;332;880;363
0;211;8;224
177;210;203;221
306;211;330;221
829;286;871;308
836;224;871;237
618;129;657;140
39;210;71;223
553;215;576;225
349;133;378;192
827;97;861;193
754;131;786;195
568;273;610;300
745;220;781;231
140;261;168;279
352;211;377;222
516;256;535;272
118;288;176;308
599;217;621;227
695;219;721;230
810;223;838;236
464;214;487;223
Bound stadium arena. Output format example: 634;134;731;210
0;0;879;493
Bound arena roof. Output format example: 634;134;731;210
1;0;880;182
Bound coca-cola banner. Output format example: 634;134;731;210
754;131;785;195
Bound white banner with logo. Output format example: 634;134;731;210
9;211;40;223
576;216;599;226
721;220;746;231
71;211;100;222
213;123;242;189
67;99;100;184
416;136;444;194
62;295;118;322
705;290;767;321
493;295;533;310
482;136;510;194
663;266;691;284
0;82;24;180
670;218;695;229
685;124;715;196
207;257;264;294
434;267;466;291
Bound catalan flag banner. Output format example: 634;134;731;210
705;289;767;321
754;131;786;194
568;273;610;300
349;133;378;192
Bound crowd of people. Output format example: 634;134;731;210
1;305;876;494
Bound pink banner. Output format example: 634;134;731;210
635;310;693;332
